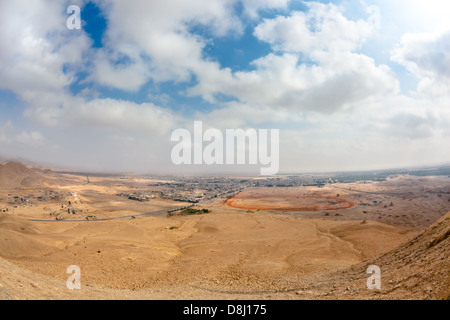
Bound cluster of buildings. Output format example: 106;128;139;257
0;190;73;214
141;175;340;203
151;177;251;203
117;191;157;202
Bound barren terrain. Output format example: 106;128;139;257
0;162;448;300
227;188;354;212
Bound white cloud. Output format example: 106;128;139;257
241;0;290;19
0;121;45;147
67;98;179;136
193;101;298;129
0;0;179;137
22;94;179;136
0;121;14;145
0;0;91;96
189;3;398;113
377;0;450;32
273;93;450;172
254;2;373;54
89;49;151;91
234;52;397;112
392;27;450;97
2;0;396;118
0;0;449;173
89;0;243;89
15;131;45;147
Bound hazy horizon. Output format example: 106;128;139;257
2;154;449;177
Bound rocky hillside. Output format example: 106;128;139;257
0;162;45;189
0;212;448;300
300;211;450;300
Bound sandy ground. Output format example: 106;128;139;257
0;165;449;300
0;210;448;300
227;188;354;211
0;208;411;290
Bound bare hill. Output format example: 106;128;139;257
0;212;448;300
0;215;56;260
303;211;450;300
0;161;44;189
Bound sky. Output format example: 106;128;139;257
0;0;449;175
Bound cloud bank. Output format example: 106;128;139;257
0;0;449;173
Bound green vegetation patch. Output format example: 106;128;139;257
168;208;211;216
182;208;210;215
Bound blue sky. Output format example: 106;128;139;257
0;0;449;174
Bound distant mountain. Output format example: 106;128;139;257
0;161;45;189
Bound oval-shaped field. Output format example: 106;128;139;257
226;188;354;212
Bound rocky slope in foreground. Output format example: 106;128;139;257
296;211;449;300
0;212;448;300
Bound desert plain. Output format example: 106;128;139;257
0;161;449;300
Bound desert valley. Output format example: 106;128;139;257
0;161;448;300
